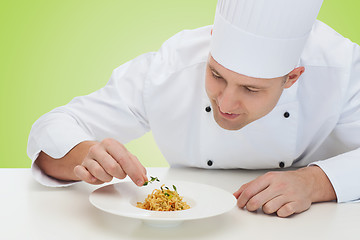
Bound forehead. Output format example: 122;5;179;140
208;55;253;78
207;55;279;87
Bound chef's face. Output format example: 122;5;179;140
205;55;300;131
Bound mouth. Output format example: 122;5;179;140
218;106;241;120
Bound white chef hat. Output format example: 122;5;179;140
210;0;323;78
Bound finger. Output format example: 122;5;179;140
74;165;104;185
89;147;127;180
277;199;311;218
245;187;282;212
82;159;113;183
125;153;148;186
237;177;271;209
233;183;249;199
105;141;147;186
276;202;298;218
262;195;287;214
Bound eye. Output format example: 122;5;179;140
244;87;259;93
211;71;222;79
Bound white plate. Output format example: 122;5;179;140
89;180;237;227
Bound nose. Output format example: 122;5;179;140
217;86;241;113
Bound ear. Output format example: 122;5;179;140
283;67;305;89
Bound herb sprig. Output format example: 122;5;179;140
143;176;160;186
143;176;178;199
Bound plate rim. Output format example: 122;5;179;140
89;180;237;222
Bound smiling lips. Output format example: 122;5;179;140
218;106;241;120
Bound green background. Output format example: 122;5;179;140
1;0;360;168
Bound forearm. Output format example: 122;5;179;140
296;166;337;203
35;141;97;181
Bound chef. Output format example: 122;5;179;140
27;0;360;217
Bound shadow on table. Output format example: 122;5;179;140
92;208;237;240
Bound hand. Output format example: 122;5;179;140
233;166;336;217
73;138;148;186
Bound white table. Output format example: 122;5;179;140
2;167;359;240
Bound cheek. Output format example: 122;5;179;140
205;76;219;98
249;91;282;116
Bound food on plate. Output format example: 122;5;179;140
137;183;190;211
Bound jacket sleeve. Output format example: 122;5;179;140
312;43;360;203
27;52;156;186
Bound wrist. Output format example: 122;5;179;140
297;166;337;203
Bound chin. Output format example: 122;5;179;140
215;118;247;131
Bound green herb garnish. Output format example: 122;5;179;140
143;176;160;186
142;177;178;200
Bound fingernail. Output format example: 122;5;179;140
137;179;143;186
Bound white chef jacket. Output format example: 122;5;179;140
27;20;360;203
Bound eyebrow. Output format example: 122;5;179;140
208;64;266;90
